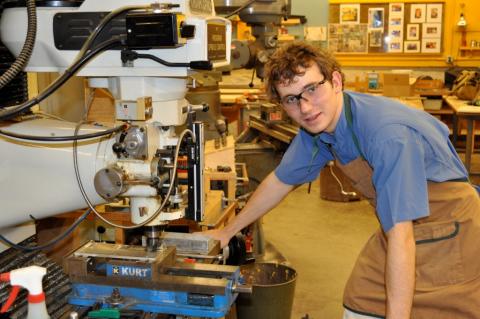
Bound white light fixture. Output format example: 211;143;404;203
457;3;467;27
457;13;467;27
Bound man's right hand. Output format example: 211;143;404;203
202;228;233;248
201;172;293;249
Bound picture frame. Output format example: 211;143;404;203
426;4;442;23
422;38;441;53
404;41;420;53
422;23;441;39
389;3;404;17
389;17;403;27
389;41;403;53
328;23;368;53
369;30;383;47
368;8;384;29
410;4;426;23
406;24;419;40
389;27;403;40
340;4;360;24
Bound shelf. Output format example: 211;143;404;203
459;46;480;51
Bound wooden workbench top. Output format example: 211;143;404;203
444;96;480;115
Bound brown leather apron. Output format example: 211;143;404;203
337;94;480;318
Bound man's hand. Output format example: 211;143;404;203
198;172;293;249
202;228;233;248
385;220;416;319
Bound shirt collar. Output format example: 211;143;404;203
318;102;348;147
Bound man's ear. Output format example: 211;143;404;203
331;71;343;93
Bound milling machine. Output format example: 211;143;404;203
214;0;292;80
0;0;249;317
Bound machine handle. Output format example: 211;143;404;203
232;284;253;294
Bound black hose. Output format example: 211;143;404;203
0;122;126;141
0;0;37;89
0;36;123;121
0;208;91;251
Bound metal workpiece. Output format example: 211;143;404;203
160;231;219;256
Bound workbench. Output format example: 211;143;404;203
444;96;480;175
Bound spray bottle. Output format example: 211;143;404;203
0;265;50;319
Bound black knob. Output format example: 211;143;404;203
112;142;126;153
180;24;196;38
97;225;106;234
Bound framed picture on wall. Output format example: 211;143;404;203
389;41;403;53
389;3;404;17
410;4;426;23
389;27;403;40
422;23;441;38
422;38;441;53
426;4;442;23
389;16;403;27
406;24;419;40
368;8;384;29
328;23;368;53
369;30;383;47
404;41;420;53
340;4;360;24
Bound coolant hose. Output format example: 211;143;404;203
0;0;37;90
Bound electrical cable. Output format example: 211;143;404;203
0;123;127;142
0;208;91;251
224;0;257;19
0;37;123;121
33;111;68;122
121;50;212;70
0;0;36;90
73;122;195;230
129;52;190;68
0;4;150;118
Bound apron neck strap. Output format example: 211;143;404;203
344;92;366;160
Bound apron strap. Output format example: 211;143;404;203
344;93;366;160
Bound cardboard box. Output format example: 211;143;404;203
422;98;443;110
383;73;412;97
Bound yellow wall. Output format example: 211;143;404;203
330;0;480;68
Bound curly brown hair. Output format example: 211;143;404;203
264;41;344;102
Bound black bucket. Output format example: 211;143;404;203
236;262;297;319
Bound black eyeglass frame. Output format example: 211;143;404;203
279;79;328;107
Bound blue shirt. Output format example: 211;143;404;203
275;91;468;232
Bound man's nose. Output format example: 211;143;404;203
298;96;312;113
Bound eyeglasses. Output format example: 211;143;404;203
280;79;327;108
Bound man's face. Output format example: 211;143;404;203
276;64;343;134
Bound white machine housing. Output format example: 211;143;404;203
0;0;231;231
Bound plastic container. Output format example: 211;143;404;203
236;263;297;319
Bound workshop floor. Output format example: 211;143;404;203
262;180;378;319
260;152;480;319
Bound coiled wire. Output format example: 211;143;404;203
0;0;37;90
